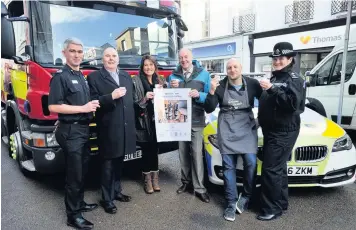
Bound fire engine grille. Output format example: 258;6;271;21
295;146;328;162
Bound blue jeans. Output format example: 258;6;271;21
222;153;257;205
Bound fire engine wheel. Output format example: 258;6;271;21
9;131;30;176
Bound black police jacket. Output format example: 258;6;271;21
258;65;306;132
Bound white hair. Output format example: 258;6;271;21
63;37;83;50
179;47;193;56
103;46;118;55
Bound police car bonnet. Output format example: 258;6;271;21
269;42;297;58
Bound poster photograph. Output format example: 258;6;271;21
153;88;192;142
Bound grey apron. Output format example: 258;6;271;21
217;78;258;154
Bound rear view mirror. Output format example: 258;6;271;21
1;2;15;59
306;73;317;87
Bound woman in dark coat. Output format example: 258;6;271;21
132;55;167;194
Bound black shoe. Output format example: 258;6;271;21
67;216;94;229
176;184;190;194
100;201;117;214
195;192;210;203
80;203;98;212
256;212;282;221
115;193;132;202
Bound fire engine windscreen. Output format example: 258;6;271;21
31;1;179;68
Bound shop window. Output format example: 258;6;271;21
300;53;318;77
255;56;272;78
201;59;224;73
329;51;356;85
121;40;127;51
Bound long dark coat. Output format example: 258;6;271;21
87;67;136;159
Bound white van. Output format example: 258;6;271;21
306;28;356;130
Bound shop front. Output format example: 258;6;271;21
184;35;244;73
251;22;356;78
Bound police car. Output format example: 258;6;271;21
203;73;356;187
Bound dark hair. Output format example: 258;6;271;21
139;55;164;85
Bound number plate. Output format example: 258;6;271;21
124;150;142;162
287;166;318;176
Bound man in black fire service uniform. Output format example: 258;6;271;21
257;42;306;221
48;38;100;229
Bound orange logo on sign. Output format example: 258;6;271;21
300;35;311;44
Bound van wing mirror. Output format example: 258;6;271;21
305;72;317;87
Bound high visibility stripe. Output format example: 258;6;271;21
322;118;345;138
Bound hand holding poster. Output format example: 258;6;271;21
153;88;192;142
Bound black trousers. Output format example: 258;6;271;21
140;141;159;172
260;129;299;214
55;123;90;218
101;156;124;204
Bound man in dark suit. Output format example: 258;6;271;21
87;47;136;214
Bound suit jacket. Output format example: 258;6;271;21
87;67;136;159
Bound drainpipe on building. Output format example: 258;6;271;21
248;35;254;72
337;0;352;125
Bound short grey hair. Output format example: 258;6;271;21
102;46;118;55
63;37;83;50
179;47;193;56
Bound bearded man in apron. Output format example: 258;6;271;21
204;58;263;222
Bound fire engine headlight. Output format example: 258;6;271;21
46;133;59;147
332;134;353;152
208;134;219;149
32;133;46;147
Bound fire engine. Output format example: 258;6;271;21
1;0;187;176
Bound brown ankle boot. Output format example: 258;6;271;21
151;170;161;192
143;172;154;194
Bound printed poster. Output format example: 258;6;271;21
153;88;192;142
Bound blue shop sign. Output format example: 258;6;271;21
191;42;236;58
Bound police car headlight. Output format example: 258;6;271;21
208;134;219;149
46;133;59;147
332;134;352;152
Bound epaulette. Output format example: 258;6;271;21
288;71;300;79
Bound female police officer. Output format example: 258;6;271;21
257;42;306;221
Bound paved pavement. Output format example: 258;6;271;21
1;133;356;230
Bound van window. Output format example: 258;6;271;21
330;50;356;85
314;56;335;86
